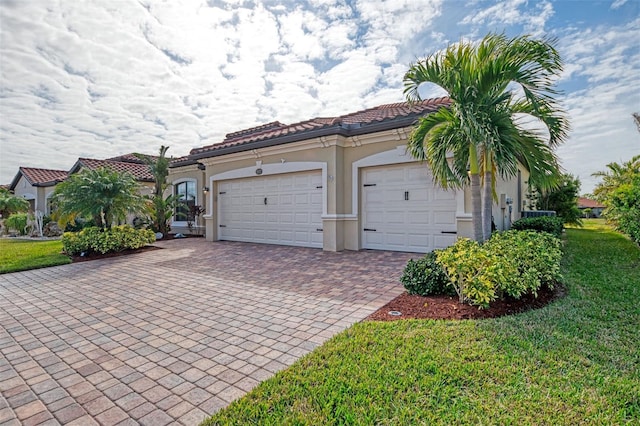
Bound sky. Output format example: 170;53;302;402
1;0;638;193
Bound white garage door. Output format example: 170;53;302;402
362;163;457;253
218;171;323;248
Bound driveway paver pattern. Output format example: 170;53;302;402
0;239;416;425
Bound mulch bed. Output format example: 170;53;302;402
367;284;564;321
71;246;162;263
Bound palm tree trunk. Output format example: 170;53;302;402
470;173;483;242
482;170;493;241
469;144;483;242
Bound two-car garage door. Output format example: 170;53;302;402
217;171;323;248
361;163;457;253
216;163;457;253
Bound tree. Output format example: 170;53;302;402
51;167;143;229
593;155;640;243
534;173;583;225
135;146;177;235
0;188;29;218
404;33;568;242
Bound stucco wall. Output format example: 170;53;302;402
170;128;524;251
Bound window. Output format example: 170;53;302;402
175;181;196;221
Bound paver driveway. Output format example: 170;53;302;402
0;239;416;425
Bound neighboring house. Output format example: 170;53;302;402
68;156;156;197
8;167;68;215
8;154;157;222
170;98;529;253
577;197;605;218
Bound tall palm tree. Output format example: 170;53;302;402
404;33;569;242
136;146;176;235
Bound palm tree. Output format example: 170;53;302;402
136;146;177;235
404;33;569;241
0;188;30;218
52;167;143;229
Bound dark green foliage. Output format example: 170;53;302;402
136;146;176;235
400;252;455;296
62;225;156;255
4;213;28;235
530;174;583;225
52;167;143;229
593;155;640;244
511;216;564;238
0;188;30;217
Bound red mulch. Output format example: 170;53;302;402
71;246;162;263
367;284;564;321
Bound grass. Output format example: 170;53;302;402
0;239;71;274
203;221;640;425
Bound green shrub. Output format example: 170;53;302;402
436;231;563;308
62;226;156;255
436;239;496;308
484;230;563;299
5;213;28;235
400;252;455;296
511;216;564;238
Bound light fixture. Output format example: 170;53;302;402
203;186;209;193
197;162;206;170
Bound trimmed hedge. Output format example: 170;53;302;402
511;216;564;238
400;252;455;296
62;226;156;256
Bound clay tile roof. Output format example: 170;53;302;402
186;97;450;158
19;167;68;186
578;197;605;209
105;153;159;164
74;158;153;182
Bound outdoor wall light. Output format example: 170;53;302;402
197;162;206;170
203;186;210;193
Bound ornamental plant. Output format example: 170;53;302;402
435;230;563;308
62;225;156;256
511;216;564;238
400;252;455;296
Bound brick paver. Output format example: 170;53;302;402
0;239;414;424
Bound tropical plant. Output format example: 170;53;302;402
404;33;569;242
4;213;28;235
51;167;143;229
136;146;177;235
593;155;640;244
0;188;30;218
530;173;583;225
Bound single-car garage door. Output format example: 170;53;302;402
362;163;457;253
218;171;323;248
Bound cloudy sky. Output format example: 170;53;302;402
1;0;638;192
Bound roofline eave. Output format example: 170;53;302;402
170;114;423;168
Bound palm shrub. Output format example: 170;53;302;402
136;146;177;235
52;167;143;229
0;189;30;217
5;213;28;235
400;252;455;296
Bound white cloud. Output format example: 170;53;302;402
0;0;637;198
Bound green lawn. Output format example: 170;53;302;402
204;221;640;425
0;239;71;274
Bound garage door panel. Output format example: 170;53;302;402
362;163;457;253
219;171;323;248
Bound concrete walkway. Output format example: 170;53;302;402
0;240;415;425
